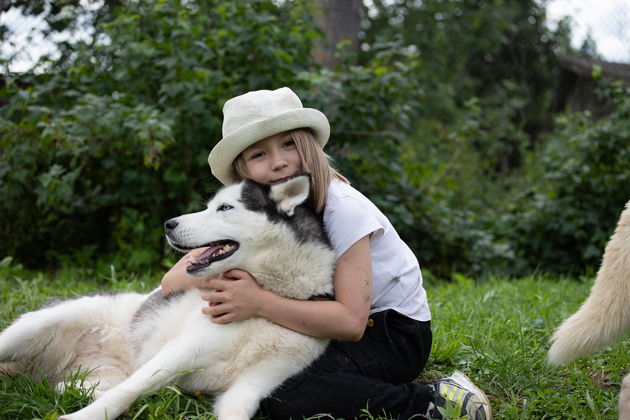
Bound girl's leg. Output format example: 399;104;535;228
264;311;434;419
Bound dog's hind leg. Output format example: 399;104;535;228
213;358;302;420
59;336;204;420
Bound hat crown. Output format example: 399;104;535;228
222;87;303;138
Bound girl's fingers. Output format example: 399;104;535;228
201;304;232;323
201;291;222;303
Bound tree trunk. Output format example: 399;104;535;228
314;0;361;67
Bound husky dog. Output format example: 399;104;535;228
548;199;630;419
0;174;335;420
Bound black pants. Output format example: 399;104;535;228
263;310;434;419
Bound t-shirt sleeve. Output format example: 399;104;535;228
324;196;383;258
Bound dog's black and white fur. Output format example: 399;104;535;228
0;174;335;420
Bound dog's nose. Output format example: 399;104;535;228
164;219;179;233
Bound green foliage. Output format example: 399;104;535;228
362;0;571;148
357;0;578;278
1;0;432;273
0;88;175;265
0;0;318;269
502;82;630;275
401;97;522;278
0;0;626;278
404;79;629;278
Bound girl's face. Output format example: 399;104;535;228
241;132;303;185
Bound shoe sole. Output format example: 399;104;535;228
450;371;492;420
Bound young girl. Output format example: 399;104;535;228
161;87;491;420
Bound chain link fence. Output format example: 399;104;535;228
546;0;630;63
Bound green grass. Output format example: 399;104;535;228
0;263;628;419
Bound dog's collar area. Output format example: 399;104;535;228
308;293;334;302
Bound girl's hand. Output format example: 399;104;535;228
201;269;269;324
161;248;218;295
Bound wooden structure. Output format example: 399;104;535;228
552;55;630;119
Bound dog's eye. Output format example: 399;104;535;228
217;204;234;212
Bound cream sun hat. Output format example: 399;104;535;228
208;87;330;185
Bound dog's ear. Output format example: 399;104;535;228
269;174;311;217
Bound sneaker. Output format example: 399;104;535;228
431;371;491;420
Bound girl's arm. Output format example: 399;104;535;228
161;248;219;295
201;235;373;342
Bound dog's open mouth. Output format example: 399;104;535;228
186;240;239;273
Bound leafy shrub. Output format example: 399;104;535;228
0;1;429;273
502;81;630;275
395;78;628;278
0;0;317;269
400;97;522;278
2;0;620;279
0;91;174;268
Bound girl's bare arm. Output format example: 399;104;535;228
201;235;373;342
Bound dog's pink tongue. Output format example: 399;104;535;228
194;245;222;262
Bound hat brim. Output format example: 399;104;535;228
209;108;330;185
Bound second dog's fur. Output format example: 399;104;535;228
548;199;630;419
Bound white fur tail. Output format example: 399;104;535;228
548;200;630;365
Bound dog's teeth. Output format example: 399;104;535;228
216;244;235;256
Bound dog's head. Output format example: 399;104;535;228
164;174;317;277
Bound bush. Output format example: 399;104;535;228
0;2;430;273
503;81;630;275
2;0;621;279
0;0;318;269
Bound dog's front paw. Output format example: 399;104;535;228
219;412;250;420
215;402;250;420
58;414;84;420
59;411;95;420
58;404;110;420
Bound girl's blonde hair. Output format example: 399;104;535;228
232;129;348;213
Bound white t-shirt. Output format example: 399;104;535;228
323;179;431;322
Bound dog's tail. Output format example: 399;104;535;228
548;199;630;365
